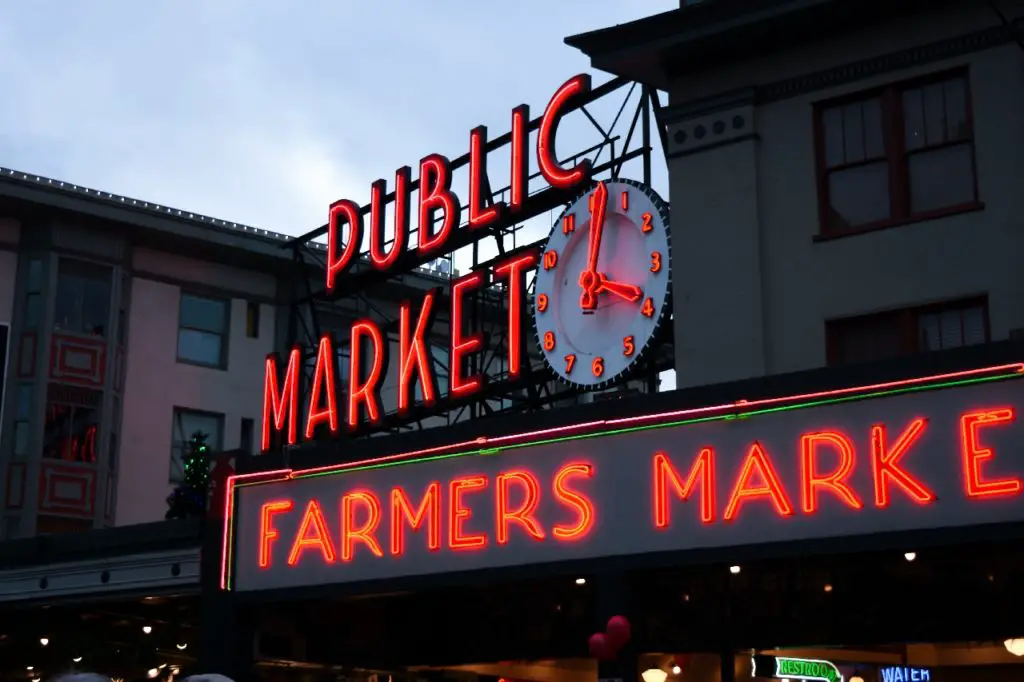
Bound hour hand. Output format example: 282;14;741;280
595;276;642;302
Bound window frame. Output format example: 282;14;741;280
826;296;990;366
813;67;981;239
169;407;225;484
176;292;231;369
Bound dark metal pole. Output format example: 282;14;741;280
642;87;652;187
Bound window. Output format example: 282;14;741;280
178;294;229;368
240;417;254;455
827;297;988;366
170;409;224;483
22;258;43;329
0;323;8;433
54;259;112;337
42;384;102;462
245;301;260;339
815;70;977;235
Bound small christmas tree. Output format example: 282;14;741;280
166;431;212;519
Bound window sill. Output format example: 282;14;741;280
176;357;229;372
814;202;985;243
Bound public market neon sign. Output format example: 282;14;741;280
262;74;596;451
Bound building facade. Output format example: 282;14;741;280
568;0;1024;388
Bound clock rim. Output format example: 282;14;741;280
531;177;672;391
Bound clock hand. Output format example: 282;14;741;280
595;275;642;302
579;181;608;312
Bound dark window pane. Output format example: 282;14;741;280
862;98;885;158
903;87;926;151
25;259;43;293
54;260;111;337
841;103;865;163
15;385;32;420
918;305;986;351
42;387;101;462
24;294;40;328
832;314;902;365
180;295;227;333
178;329;223;366
240;418;254;455
908;143;974;213
246;301;260;339
943;77;968;141
922;83;946;145
827;162;891;229
822;106;844;167
13;421;29;459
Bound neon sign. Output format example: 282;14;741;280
879;667;930;682
224;364;1024;591
752;655;843;682
262;74;603;451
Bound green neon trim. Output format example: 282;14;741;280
284;372;1017;481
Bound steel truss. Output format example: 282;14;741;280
278;76;673;452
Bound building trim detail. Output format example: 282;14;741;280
0;546;200;602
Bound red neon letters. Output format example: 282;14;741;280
257;462;597;569
653;410;1020;529
324;74;591;290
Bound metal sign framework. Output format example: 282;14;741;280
277;77;672;451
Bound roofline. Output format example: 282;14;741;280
0;166;459;286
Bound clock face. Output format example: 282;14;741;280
533;178;670;389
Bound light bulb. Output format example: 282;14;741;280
143;625;153;634
39;637;49;646
176;642;187;650
148;668;159;679
904;552;916;562
850;675;865;682
27;666;34;671
642;670;668;682
575;578;586;585
729;565;741;574
73;657;83;663
824;584;833;592
672;666;682;674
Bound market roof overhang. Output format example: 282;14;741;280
564;0;964;90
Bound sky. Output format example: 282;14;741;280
0;1;675;240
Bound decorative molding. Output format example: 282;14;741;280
759;20;1023;103
667;133;761;159
663;19;1023;117
0;546;201;602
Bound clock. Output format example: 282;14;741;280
533;178;670;389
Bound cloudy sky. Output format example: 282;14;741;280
0;1;674;241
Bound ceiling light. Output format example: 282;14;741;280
729;565;741;574
642;670;668;682
143;625;153;634
27;666;34;671
1005;638;1024;656
904;552;916;562
176;643;187;650
575;577;586;585
850;673;865;682
39;637;49;646
147;668;159;679
73;657;83;663
824;584;833;593
672;666;682;674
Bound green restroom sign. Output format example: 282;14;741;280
752;655;844;682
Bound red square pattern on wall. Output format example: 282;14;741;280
38;463;96;517
49;334;107;387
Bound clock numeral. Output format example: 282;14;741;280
641;212;653;233
641;297;656;318
565;354;576;374
562;214;575;235
623;335;635;357
650;251;662;273
536;293;549;312
543;250;558;270
621;191;629;211
543;331;556;351
592;356;605;377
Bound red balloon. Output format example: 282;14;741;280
588;632;612;660
605;615;631;648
